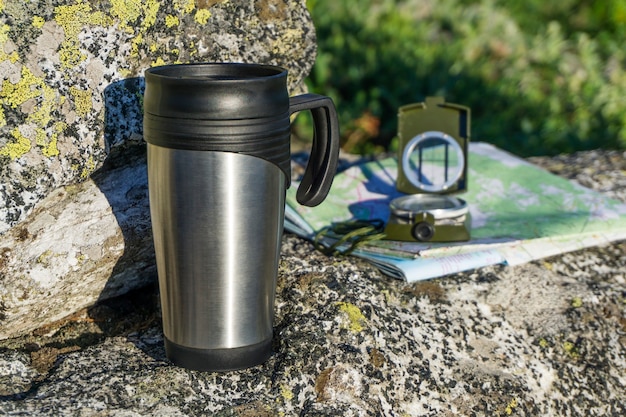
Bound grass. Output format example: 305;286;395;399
294;0;626;157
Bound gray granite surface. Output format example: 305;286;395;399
1;149;625;416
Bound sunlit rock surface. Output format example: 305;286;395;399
0;0;316;233
0;0;316;339
0;150;625;416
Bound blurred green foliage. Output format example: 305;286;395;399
294;0;626;156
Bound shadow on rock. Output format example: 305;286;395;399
86;79;166;362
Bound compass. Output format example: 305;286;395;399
385;97;471;242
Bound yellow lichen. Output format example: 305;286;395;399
0;23;7;39
35;129;47;149
280;384;294;401
1;66;42;109
131;32;144;58
571;297;583;308
0;65;61;152
0;27;7;127
174;0;195;14
195;9;212;25
42;133;59;157
32;16;46;29
55;121;66;134
1;66;60;144
151;57;166;67
0;128;32;159
54;3;111;68
505;397;518;415
113;0;160;31
59;40;86;68
29;81;58;128
165;14;180;28
337;302;367;333
110;0;143;31
563;341;579;358
272;28;302;55
81;155;96;179
69;86;93;117
188;40;197;57
37;122;64;158
141;0;160;30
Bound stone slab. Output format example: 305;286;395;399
0;144;153;340
0;150;625;416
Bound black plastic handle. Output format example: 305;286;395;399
289;94;340;207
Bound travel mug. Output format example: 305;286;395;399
143;63;339;371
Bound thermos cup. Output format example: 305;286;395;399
143;63;339;371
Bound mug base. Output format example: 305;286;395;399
164;336;273;372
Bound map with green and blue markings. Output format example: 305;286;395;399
286;143;626;281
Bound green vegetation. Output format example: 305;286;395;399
295;0;626;156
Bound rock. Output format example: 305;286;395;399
0;0;317;234
0;144;153;339
0;150;625;415
0;0;317;339
1;232;625;415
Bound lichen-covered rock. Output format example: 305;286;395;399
0;0;317;339
0;0;316;233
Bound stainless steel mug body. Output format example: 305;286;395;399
143;63;339;371
148;148;284;370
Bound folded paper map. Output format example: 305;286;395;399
285;143;626;281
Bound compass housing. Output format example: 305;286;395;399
385;97;471;242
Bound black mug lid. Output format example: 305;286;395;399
144;63;290;119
